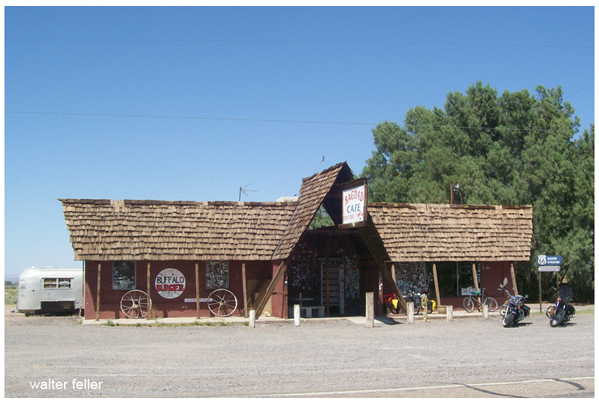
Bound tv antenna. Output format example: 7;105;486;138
239;184;258;201
314;155;325;174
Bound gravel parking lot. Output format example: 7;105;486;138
4;305;594;398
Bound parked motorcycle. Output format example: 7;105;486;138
546;285;575;327
498;278;530;327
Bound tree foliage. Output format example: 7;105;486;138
362;81;594;301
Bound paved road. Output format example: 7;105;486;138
4;306;594;398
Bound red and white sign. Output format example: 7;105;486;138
155;268;186;299
342;184;366;225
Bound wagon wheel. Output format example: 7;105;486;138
120;289;152;319
208;289;237;317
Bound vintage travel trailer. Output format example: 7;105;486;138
17;267;83;315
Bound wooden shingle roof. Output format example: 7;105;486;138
368;203;533;262
271;162;353;260
60;199;298;261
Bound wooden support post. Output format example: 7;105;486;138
325;237;330;318
539;271;543;313
195;263;200;319
472;263;481;307
432;263;441;306
96;263;101;321
423;294;428;322
365;292;374;328
510;262;519;296
147;262;151;299
242;263;248;318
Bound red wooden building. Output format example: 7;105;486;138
60;162;533;320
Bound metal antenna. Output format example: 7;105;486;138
314;155;325;174
239;184;258;201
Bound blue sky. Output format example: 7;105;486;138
3;6;595;280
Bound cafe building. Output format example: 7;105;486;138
60;162;533;320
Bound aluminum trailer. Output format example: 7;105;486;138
17;267;83;315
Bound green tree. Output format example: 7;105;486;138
362;82;594;301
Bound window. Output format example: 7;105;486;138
206;261;229;289
43;278;72;289
113;261;136;290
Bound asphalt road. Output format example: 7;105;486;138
4;306;594;398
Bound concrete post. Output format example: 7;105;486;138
482;304;489;320
446;305;453;322
365;292;374;328
249;310;256;328
408;302;414;324
294;304;300;326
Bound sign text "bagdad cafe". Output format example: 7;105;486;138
342;185;366;225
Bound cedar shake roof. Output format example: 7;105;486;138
271;162;353;260
60;199;298;261
368;203;533;262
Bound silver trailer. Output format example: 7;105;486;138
17;267;83;315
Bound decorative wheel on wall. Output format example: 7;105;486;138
207;289;238;317
120;289;152;319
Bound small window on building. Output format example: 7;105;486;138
43;278;72;289
113;261;136;290
206;261;229;289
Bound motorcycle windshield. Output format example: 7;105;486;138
558;285;573;302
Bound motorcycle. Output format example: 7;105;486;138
546;285;575;327
498;278;530;327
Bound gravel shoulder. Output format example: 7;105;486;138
4;305;594;398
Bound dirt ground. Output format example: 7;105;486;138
4;304;595;398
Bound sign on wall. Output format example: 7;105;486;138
206;261;229;289
155;268;186;299
342;184;367;225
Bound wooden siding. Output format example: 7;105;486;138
60;199;298;261
368;203;533;262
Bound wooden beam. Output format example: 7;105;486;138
254;261;288;318
195;263;200;319
432;263;441;306
242;263;248;318
510;262;519;296
96;263;101;321
325;237;330;317
359;226;408;313
472;263;481;306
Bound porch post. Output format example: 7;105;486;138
432;263;441;306
95;263;101;321
195;263;200;319
472;263;481;305
510;262;519;295
242;262;248;318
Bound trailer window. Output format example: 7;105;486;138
43;278;72;289
113;261;136;290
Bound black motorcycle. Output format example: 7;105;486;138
498;278;530;327
546;285;575;327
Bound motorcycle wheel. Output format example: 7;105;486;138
427;302;433;314
414;303;421;316
550;309;565;327
463;297;475;313
502;312;514;327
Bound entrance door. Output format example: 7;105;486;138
320;258;343;315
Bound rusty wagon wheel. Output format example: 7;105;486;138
120;289;152;319
207;289;238;317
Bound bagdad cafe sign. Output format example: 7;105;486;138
341;179;368;228
537;255;562;272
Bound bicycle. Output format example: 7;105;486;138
462;288;498;313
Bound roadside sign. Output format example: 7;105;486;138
538;265;561;272
537;255;562;266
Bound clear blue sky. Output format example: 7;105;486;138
3;6;595;280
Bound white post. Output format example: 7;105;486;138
365;292;374;328
294;304;300;326
482;304;489;319
407;302;414;324
446;305;453;322
249;310;256;328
